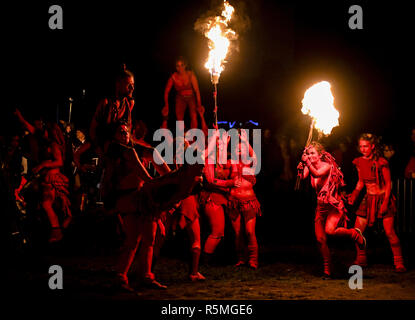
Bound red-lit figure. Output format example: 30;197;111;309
228;130;261;269
298;142;366;278
162;56;203;130
90;65;135;158
201;130;239;262
348;133;406;272
101;123;167;291
32;123;72;243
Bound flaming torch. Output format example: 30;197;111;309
200;0;236;127
294;81;340;190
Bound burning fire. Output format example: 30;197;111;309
203;1;236;84
301;81;339;135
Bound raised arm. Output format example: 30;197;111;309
14;108;36;135
304;159;330;178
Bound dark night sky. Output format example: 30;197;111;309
2;0;414;146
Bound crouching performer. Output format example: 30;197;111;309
298;142;366;278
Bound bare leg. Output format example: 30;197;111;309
383;217;406;272
245;216;258;269
203;203;225;254
353;216;368;266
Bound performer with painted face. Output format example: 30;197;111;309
298;142;366;278
348;133;406;272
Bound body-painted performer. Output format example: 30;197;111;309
298;142;366;278
32;123;72;243
348;133;406;272
90;65;135;158
162;56;203;130
227;130;261;269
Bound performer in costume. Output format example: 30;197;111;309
90;64;135;158
348;133;406;272
298;141;366;278
227;130;261;269
32;123;72;243
162;56;204;130
102;122;204;291
200;129;240;263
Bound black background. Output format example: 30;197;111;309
2;0;413;143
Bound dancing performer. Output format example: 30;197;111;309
90;65;135;158
32;123;72;243
298;142;366;278
227;130;261;269
348;133;406;272
162;56;203;130
102;122;203;291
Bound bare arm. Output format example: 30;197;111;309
33;143;64;173
204;163;236;188
348;167;364;204
14;108;35;135
163;77;174;107
381;166;392;209
305;160;330;178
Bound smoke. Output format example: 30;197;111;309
194;0;251;55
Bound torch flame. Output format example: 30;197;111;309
301;81;339;135
204;1;236;84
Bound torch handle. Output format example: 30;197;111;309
294;119;315;191
213;83;218;128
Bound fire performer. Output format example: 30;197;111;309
228;130;261;269
162;56;204;130
348;133;406;272
298;142;366;278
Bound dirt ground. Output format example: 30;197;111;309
7;240;415;301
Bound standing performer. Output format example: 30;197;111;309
298;142;366;278
162;56;203;130
90;65;135;158
201;130;239;263
228;130;261;269
32;123;72;243
348;133;406;272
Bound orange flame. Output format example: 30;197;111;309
301;81;339;135
204;1;236;84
